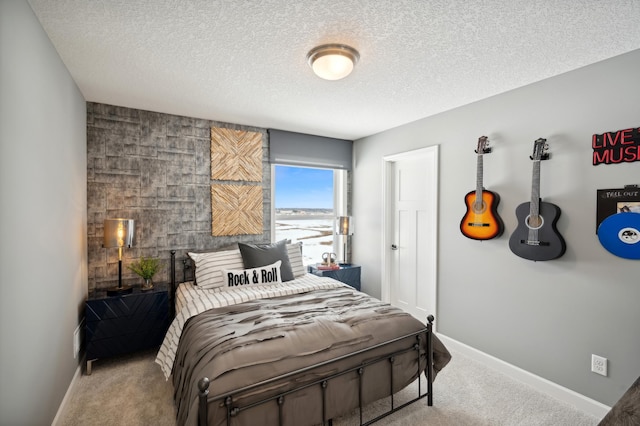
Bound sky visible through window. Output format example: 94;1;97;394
275;165;333;209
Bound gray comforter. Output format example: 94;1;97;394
172;286;451;426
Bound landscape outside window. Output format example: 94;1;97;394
274;165;334;265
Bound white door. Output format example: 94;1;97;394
383;146;438;324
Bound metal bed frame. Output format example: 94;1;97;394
168;251;436;426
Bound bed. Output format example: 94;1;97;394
156;241;451;426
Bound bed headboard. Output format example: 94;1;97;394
169;250;195;318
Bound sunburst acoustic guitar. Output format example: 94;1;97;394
508;138;566;261
460;136;504;240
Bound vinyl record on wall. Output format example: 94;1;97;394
597;212;640;259
595;186;640;233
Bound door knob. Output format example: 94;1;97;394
391;244;398;250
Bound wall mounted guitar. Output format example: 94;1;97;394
460;136;504;240
509;138;566;261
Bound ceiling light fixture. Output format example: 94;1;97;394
307;44;360;81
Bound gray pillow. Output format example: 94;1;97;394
238;239;295;282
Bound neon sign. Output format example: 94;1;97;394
592;127;640;165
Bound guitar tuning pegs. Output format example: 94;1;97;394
484;140;492;153
475;136;492;154
530;138;550;160
542;142;550;160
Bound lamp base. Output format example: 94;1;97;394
106;285;133;296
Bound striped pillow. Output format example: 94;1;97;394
188;249;244;289
287;242;306;278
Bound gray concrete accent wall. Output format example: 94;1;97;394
353;49;640;407
0;1;87;424
87;103;270;292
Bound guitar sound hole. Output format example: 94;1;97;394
525;215;544;230
472;201;486;214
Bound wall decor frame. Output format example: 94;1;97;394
211;127;262;182
596;185;640;232
211;184;263;236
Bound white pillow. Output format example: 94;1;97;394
287;242;306;278
188;249;244;289
221;260;282;288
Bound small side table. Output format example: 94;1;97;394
308;264;361;291
85;284;170;374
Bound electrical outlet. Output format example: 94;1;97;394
73;325;81;359
591;354;607;376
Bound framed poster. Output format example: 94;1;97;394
596;186;640;233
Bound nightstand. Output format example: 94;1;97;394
85;284;170;374
308;264;361;291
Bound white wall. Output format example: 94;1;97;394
0;1;87;424
353;49;640;407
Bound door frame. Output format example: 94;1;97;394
381;145;439;326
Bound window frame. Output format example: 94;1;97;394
270;164;348;262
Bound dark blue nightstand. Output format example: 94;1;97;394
85;284;170;374
308;264;361;291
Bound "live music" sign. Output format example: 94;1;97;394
592;127;640;165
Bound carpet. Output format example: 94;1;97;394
55;349;601;426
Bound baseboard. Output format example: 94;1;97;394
51;358;83;426
437;334;610;420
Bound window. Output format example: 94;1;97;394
268;129;352;265
272;165;347;265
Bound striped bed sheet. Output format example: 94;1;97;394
155;273;349;380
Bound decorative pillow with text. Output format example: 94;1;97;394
221;260;282;288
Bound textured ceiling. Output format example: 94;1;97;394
28;0;640;140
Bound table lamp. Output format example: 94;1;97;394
104;218;135;296
336;216;353;265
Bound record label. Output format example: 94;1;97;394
597;212;640;259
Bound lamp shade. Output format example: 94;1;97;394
103;219;135;248
336;216;353;236
307;44;359;81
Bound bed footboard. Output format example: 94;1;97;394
196;315;436;426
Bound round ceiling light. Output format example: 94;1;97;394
307;44;360;81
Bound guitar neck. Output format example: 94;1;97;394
529;160;541;216
527;160;541;242
475;154;484;198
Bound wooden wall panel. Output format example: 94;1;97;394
211;127;262;182
211;184;263;236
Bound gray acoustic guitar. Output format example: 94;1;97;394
508;138;566;261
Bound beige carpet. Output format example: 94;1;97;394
56;349;601;426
